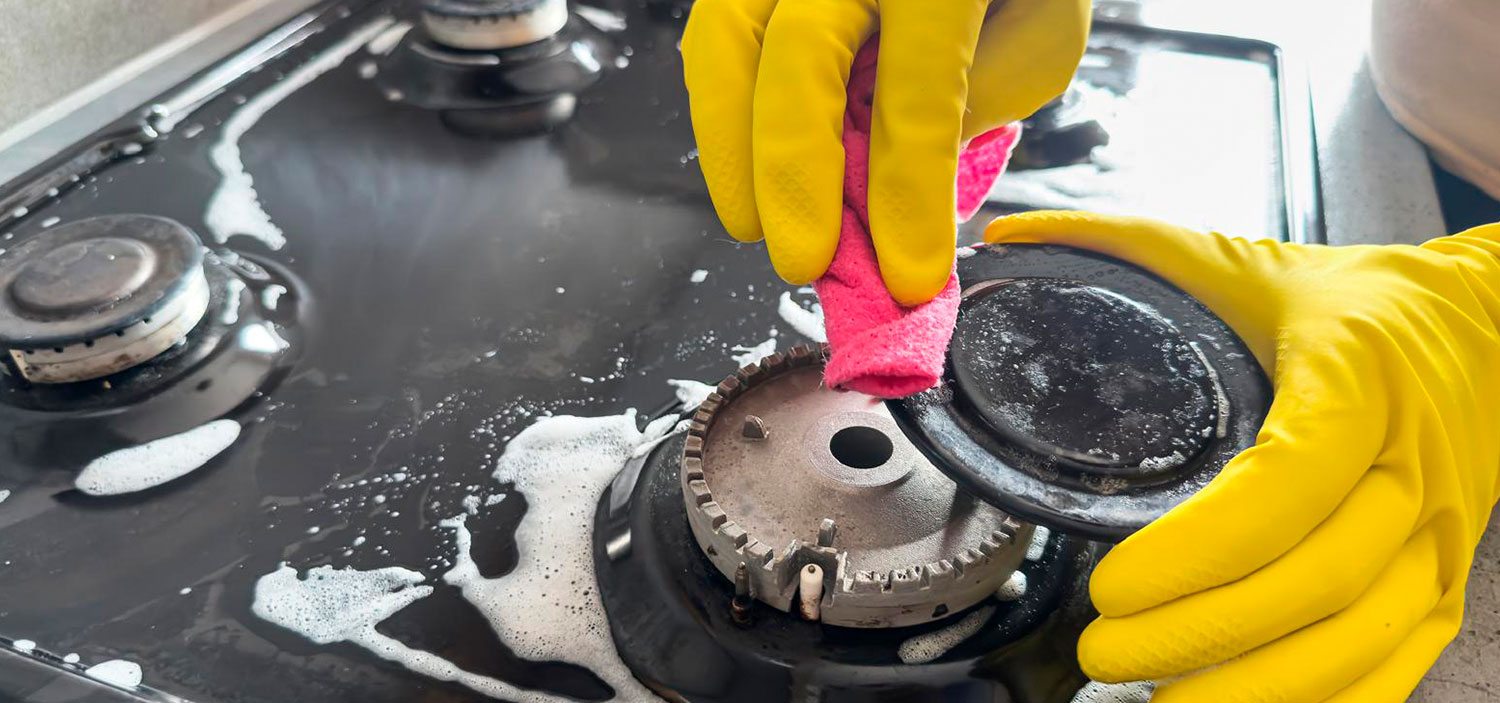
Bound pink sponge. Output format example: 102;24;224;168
814;41;1022;398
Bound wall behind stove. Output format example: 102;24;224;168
0;0;264;129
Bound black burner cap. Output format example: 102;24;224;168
950;278;1217;478
890;244;1271;542
0;215;204;347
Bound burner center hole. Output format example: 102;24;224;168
829;426;893;469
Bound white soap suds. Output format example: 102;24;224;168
1026;525;1051;562
205;17;396;249
306;526;321;535
85;660;142;688
352;536;367;547
441;411;677;702
179;587;192;595
221;277;246;325
731;337;777;367
996;570;1029;601
1138;452;1185;472
897;606;994;664
689;269;708;283
261;284;286;310
666;379;716;410
1070;681;1154;703
253;564;546;699
251;411;675;703
12;639;34;652
63;653;79;664
75;420;241;496
462;495;481;515
956;245;980;258
484;494;505;507
40;216;60;228
777;292;827;342
0;489;9;504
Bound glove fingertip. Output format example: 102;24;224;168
883;257;952;306
767;242;836;286
1076;622;1145;684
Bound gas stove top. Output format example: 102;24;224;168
0;2;1311;702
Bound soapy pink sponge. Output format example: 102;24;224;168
814;41;1021;398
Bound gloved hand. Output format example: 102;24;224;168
681;0;1090;305
985;211;1500;702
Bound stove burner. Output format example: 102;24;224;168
891;244;1272;542
596;428;1100;703
0;216;210;383
684;345;1032;628
950;278;1217;478
377;6;613;136
422;0;570;50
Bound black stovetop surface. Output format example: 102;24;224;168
0;2;1310;701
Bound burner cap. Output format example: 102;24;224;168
422;0;570;49
949;278;1217;478
0;215;211;384
890;245;1271;542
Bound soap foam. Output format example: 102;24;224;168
12;639;34;652
731;337;777;367
777;292;827;342
439;411;677;702
995;570;1028;601
84;660;143;688
897;606;995;664
0;489;9;504
1025;525;1051;562
205;17;396;249
1070;681;1154;703
689;269;708;283
251;411;675;702
75;420;241;496
666;379;716;410
252;564;546;700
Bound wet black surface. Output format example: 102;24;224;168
0;2;1305;701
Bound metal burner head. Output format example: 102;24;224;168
683;345;1033;629
0;215;210;384
422;0;571;50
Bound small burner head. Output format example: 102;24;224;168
683;345;1032;628
422;0;570;49
0;215;211;384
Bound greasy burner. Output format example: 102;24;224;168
422;0;570;50
950;278;1217;478
0;216;209;383
595;431;1099;703
376;11;612;136
891;244;1272;542
683;346;1032;628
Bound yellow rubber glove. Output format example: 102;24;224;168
984;211;1500;702
681;0;1090;305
